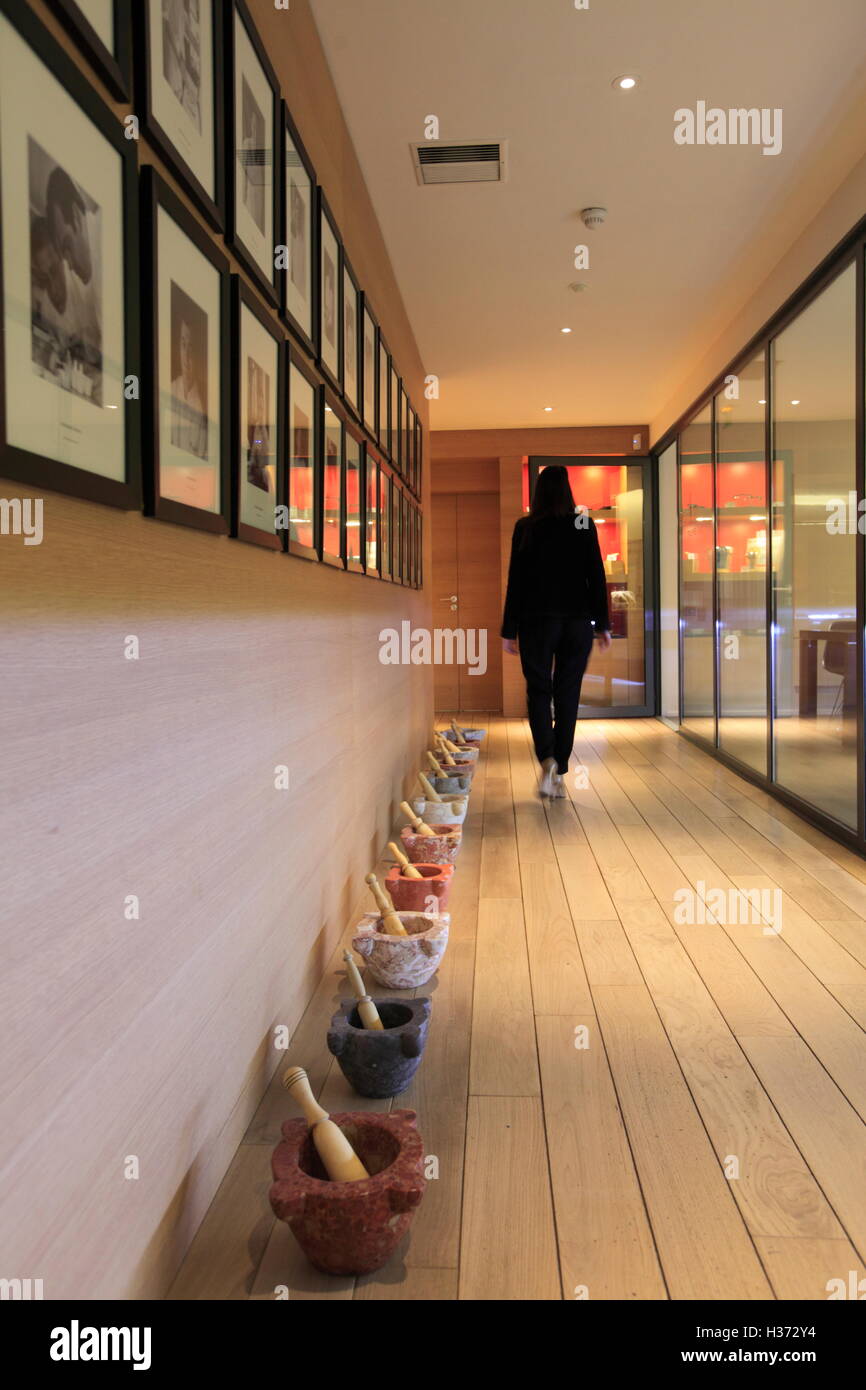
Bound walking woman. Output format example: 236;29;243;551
501;465;611;797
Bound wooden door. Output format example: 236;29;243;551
431;492;502;713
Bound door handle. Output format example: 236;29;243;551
438;595;458;602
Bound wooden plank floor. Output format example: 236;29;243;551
169;717;866;1300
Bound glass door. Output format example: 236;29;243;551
528;458;656;716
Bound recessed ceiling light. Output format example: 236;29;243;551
758;398;766;404
613;75;638;89
561;327;572;334
544;406;554;412
791;399;800;405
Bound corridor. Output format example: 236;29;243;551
171;718;866;1301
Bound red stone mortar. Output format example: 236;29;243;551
269;1109;425;1275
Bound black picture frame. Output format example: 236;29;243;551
399;384;409;478
134;0;226;233
141;164;230;533
344;414;364;574
364;443;380;578
230;275;285;550
389;361;400;469
359;294;378;439
280;101;317;355
286;341;320;562
379;462;391;582
377;331;390;452
225;0;281;307
340;247;361;422
416;415;423;497
0;0;141;509
321;385;345;569
317;188;342;392
51;0;132;102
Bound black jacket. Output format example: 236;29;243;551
501;513;610;640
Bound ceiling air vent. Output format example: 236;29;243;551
411;140;507;186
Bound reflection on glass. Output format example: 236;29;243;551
772;264;857;828
679;406;714;739
323;407;342;560
365;453;378;572
345;432;362;566
289;363;315;549
716;354;767;772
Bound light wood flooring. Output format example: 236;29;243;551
169;717;866;1301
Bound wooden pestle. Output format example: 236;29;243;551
282;1066;370;1182
342;950;384;1030
400;801;436;837
365;872;409;935
388;840;423;878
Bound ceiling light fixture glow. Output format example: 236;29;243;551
544;406;554;412
613;75;637;89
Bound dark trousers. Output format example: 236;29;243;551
518;617;594;773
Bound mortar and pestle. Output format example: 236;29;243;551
328;953;432;1098
352;909;450;989
270;1066;425;1275
399;803;462;864
425;749;475;786
411;794;468;825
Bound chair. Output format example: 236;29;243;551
822;620;856;722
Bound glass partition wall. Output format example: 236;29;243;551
670;253;863;844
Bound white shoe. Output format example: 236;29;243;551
539;757;557;797
551;772;567;798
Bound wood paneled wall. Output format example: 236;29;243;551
0;0;431;1298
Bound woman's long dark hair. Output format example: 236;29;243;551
528;465;576;519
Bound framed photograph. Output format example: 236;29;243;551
403;493;411;587
360;297;377;437
317;190;341;390
414;505;421;588
400;384;410;477
226;0;279;305
142;166;229;531
135;0;225;232
403;398;413;486
321;388;344;568
377;332;389;451
0;1;140;508
341;251;360;418
52;0;132;102
378;465;391;581
345;417;364;574
364;444;379;577
281;103;316;353
287;344;319;561
390;476;402;581
416;415;423;497
231;277;283;548
389;362;399;468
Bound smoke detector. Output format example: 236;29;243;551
580;206;607;229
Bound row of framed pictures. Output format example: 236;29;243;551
38;0;423;497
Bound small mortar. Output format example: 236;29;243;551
436;743;479;764
328;997;431;1098
411;796;467;825
386;862;454;911
454;727;485;743
428;772;473;796
400;824;462;864
269;1108;425;1275
352;910;450;988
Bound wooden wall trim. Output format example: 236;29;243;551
431;425;649;460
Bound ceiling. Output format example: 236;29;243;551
310;0;866;432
